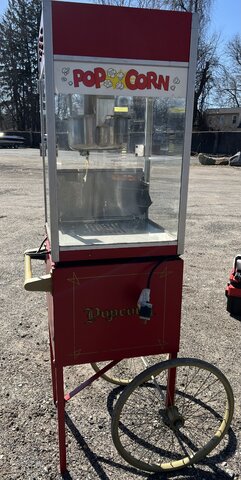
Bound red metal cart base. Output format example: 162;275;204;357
25;251;234;474
50;350;178;474
49;351;234;474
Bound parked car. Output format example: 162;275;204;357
0;132;25;148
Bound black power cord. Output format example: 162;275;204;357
147;255;179;289
138;255;180;322
37;236;48;253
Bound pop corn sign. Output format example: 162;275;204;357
54;61;187;98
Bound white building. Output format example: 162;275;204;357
205;107;241;131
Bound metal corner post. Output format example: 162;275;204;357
42;0;59;262
177;13;199;256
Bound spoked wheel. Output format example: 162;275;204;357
91;356;163;386
111;358;234;472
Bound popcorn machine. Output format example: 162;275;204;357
24;0;234;475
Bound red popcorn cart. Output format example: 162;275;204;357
24;0;234;474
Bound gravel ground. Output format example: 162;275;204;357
0;149;240;480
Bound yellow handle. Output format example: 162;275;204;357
24;252;33;282
24;250;52;292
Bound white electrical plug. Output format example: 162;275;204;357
137;288;152;321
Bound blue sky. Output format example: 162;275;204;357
0;0;240;43
209;0;241;43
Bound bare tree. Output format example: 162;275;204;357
214;67;241;108
0;0;41;131
213;35;241;108
228;35;241;69
163;0;211;31
96;0;217;127
0;0;220;131
162;1;219;127
194;32;219;124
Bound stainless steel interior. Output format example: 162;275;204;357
67;96;130;151
57;168;152;223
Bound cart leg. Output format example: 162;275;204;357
49;336;57;404
166;352;177;407
56;366;67;474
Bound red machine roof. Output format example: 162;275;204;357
52;2;192;62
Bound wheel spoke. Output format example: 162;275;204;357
111;358;234;473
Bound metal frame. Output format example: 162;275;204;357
42;0;59;261
54;55;189;68
42;1;198;261
177;13;199;255
39;78;48;223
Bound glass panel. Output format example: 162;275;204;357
54;93;185;249
39;77;49;225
